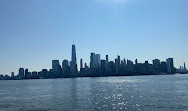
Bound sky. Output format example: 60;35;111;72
0;0;187;75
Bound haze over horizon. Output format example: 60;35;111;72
0;0;187;75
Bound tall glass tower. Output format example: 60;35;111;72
70;44;77;76
71;44;77;63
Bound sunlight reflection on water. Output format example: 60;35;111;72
0;75;188;111
100;78;148;83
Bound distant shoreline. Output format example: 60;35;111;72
1;73;187;81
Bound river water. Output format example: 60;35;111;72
0;74;188;111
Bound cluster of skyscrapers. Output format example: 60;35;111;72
177;62;187;74
0;44;187;80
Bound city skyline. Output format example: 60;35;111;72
0;42;187;76
0;43;187;79
0;0;188;75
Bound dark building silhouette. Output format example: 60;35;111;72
38;71;42;78
48;69;54;78
160;61;167;73
41;69;48;78
135;59;138;65
32;71;38;79
153;59;160;74
90;53;95;69
62;59;70;77
143;61;153;74
52;60;60;72
84;63;89;76
96;54;101;67
25;69;29;79
90;53;101;69
70;44;78;77
11;72;14;77
80;58;84;76
11;72;15;80
70;61;77;77
115;55;121;74
89;53;100;76
100;60;106;75
71;44;77;63
52;60;61;77
184;62;186;70
106;55;109;63
19;68;24;79
80;59;83;69
127;60;134;74
119;60;125;75
108;61;116;75
105;55;109;73
166;58;176;74
62;60;69;69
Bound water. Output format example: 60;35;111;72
0;74;188;111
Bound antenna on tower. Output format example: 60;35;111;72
73;39;75;45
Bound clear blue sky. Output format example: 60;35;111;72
0;0;187;75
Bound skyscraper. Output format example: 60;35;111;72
106;55;109;63
123;58;126;65
100;60;106;75
105;55;109;72
127;60;134;72
117;55;120;65
32;71;38;79
62;59;70;77
90;53;95;68
80;59;83;69
184;62;186;70
153;59;160;73
62;59;69;69
19;68;24;79
95;54;101;67
70;61;77;76
52;60;62;78
70;44;78;76
52;60;60;72
79;58;84;76
90;53;101;68
25;69;29;79
160;61;167;73
11;72;14;77
71;44;77;63
84;63;89;75
135;59;138;65
42;69;48;78
166;58;175;74
115;55;120;74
